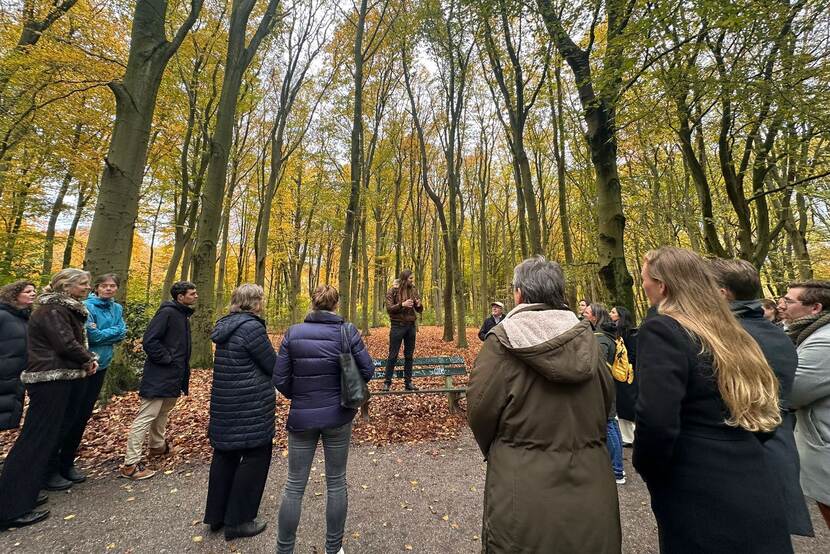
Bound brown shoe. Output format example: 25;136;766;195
149;441;174;458
120;463;156;481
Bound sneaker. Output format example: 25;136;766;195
382;383;391;392
149;441;174;458
62;465;87;483
615;477;626;485
119;463;156;481
44;472;73;491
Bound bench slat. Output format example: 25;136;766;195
371;387;467;395
372;366;466;379
372;356;465;367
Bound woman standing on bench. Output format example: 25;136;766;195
383;270;424;391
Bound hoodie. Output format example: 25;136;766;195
467;303;621;553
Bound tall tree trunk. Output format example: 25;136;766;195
146;195;163;302
191;0;281;367
84;0;202;301
62;183;91;267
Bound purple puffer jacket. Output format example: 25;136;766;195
274;310;373;432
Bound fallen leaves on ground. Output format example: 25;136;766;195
0;326;483;474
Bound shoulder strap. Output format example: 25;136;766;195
340;322;350;354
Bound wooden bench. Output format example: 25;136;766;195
360;356;468;420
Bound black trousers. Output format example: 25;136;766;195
0;380;73;521
48;370;106;475
204;443;273;526
384;322;416;384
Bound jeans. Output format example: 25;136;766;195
277;422;352;554
384;322;416;384
204;443;272;526
607;418;624;479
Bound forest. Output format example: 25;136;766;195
1;0;829;372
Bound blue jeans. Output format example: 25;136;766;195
277;422;352;554
607;418;624;479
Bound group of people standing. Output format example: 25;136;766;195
469;248;830;553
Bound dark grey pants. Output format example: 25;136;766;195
277;422;352;554
384;322;416;384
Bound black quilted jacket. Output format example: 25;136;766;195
208;311;277;451
0;303;29;430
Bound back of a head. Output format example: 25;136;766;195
709;258;761;301
229;284;264;314
644;246;780;432
311;285;339;312
512;256;567;308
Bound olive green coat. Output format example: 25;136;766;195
468;304;621;553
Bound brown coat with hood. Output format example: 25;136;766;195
468;303;621;553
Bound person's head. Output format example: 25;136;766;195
781;280;830;322
93;273;120;300
761;299;779;322
611;306;635;337
0;280;36;309
584;302;610;328
577;299;588;316
171;281;198;306
45;268;91;300
398;269;414;288
642;246;780;433
311;285;339;312
491;302;504;318
511;256;567;308
229;284;264;315
708;258;761;302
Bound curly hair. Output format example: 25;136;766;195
0;280;36;305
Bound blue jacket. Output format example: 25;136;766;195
209;312;277;451
274;311;373;432
84;294;126;370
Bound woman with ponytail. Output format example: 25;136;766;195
634;247;791;553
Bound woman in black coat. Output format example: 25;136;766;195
610;306;638;445
0;280;36;432
203;284;277;541
0;269;97;530
635;247;791;553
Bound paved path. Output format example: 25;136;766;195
1;430;827;553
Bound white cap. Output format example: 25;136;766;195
491;301;505;309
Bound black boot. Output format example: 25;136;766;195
208;522;224;532
62;465;87;483
0;510;50;530
382;382;391;392
405;382;419;391
44;473;73;491
35;491;49;507
225;519;267;540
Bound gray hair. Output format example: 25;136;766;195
512;256;567;308
45;268;91;294
228;284;264;314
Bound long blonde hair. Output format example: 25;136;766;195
645;247;781;432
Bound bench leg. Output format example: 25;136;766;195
445;376;458;414
361;400;370;421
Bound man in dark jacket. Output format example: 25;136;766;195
120;281;197;481
383;270;423;391
477;302;505;341
710;258;814;537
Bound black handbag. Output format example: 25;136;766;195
340;323;369;408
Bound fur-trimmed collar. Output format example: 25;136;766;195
36;292;89;318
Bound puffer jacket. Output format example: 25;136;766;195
209;312;277;450
274;310;373;432
0;303;30;430
468;303;621;553
85;293;126;370
22;292;95;384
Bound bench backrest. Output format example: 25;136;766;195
372;356;466;379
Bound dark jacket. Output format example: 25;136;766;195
385;285;423;324
732;300;813;537
274;311;373;432
468;304;621;553
209;312;277;451
477;314;504;341
0;303;30;430
594;322;617;417
22;293;95;384
615;329;638;422
634;314;792;553
139;301;193;398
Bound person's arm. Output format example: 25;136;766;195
41;308;95;365
385;287;403;314
86;306;127;346
142;310;172;364
478;319;488;342
246;323;277;378
273;329;293;398
790;331;830;409
413;290;424;313
348;324;375;382
467;339;510;458
632;316;690;483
